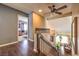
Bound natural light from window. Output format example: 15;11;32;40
56;35;68;44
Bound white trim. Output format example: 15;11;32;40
0;41;19;47
17;14;29;41
33;48;38;53
29;38;34;42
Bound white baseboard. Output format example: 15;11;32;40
0;41;19;47
29;39;34;42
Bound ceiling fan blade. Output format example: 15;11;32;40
56;5;67;11
55;12;62;14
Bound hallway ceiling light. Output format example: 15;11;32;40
38;9;42;12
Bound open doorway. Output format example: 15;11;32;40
18;14;28;41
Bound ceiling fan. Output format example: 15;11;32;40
47;5;67;15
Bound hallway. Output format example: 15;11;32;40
0;39;44;56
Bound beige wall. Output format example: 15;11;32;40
32;12;45;38
33;12;45;31
33;12;45;51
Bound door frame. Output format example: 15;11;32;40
17;14;29;41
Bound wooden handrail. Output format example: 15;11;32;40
37;33;59;56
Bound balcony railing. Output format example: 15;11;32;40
36;33;59;56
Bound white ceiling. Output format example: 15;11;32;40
3;3;72;17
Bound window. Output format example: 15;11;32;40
56;35;68;44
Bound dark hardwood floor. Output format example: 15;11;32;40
0;38;71;56
0;39;44;56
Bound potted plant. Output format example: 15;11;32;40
55;35;62;55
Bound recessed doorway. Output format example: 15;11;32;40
17;14;28;41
